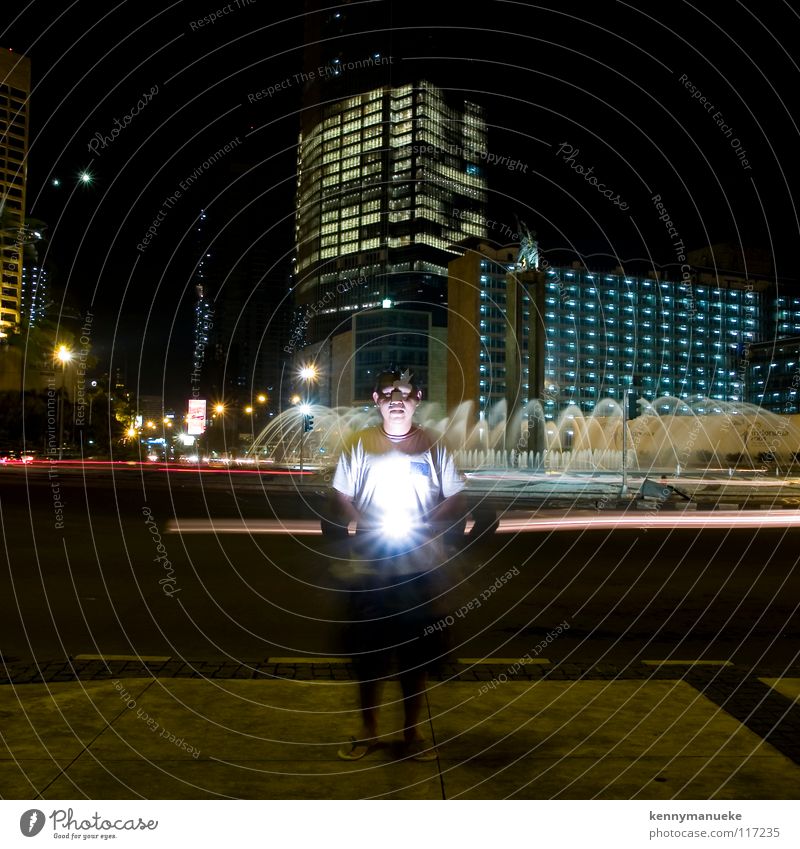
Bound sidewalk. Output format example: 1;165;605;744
2;660;799;799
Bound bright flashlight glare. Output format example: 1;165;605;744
381;512;411;540
299;403;311;415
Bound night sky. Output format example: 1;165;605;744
4;0;799;409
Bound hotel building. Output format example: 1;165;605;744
448;242;773;428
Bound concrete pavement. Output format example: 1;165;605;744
2;658;799;799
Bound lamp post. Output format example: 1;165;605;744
297;365;318;473
299;404;311;473
214;403;225;460
621;387;629;497
55;345;72;460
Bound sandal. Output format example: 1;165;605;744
337;736;377;760
404;738;438;762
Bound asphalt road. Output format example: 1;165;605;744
1;466;798;671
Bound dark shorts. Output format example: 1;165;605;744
341;569;451;680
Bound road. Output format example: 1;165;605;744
1;465;798;671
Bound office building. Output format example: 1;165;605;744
294;80;488;404
0;49;30;339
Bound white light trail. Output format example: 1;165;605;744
166;510;800;535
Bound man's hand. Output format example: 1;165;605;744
321;489;360;538
425;492;468;548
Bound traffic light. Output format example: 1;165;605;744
303;414;314;432
626;392;640;420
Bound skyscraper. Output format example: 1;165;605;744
190;210;214;401
0;49;31;340
294;79;489;404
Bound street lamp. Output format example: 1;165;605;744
299;364;317;382
54;345;72;460
212;403;228;459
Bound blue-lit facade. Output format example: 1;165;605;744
533;268;763;417
449;245;770;421
20;261;46;327
447;244;528;416
748;336;800;413
771;293;800;338
742;294;800;413
479;255;528;415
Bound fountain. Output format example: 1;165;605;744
246;397;800;475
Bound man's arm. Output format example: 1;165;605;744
427;444;468;532
425;491;468;545
320;487;361;539
331;488;361;526
426;491;467;524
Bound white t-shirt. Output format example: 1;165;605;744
332;425;465;575
333;425;464;525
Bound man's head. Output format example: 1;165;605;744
373;368;421;435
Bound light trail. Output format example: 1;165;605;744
166;509;800;536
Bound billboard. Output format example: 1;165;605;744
187;399;206;435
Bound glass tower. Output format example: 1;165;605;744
294;80;488;401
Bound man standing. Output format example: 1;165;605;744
330;368;466;761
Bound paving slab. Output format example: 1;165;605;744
40;757;442;800
0;679;153;761
760;677;800;703
436;755;791;799
427;680;800;799
2;677;798;800
85;678;419;764
0;758;73;798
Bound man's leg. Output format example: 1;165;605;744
358;677;382;740
338;673;382;760
398;669;438;760
399;669;428;743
